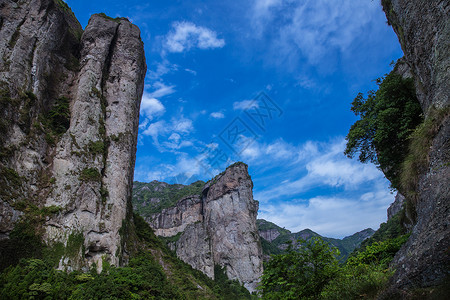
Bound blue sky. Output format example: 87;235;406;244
66;0;403;238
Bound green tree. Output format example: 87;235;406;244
344;68;423;190
259;237;340;299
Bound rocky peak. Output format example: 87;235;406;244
0;0;146;272
135;162;263;292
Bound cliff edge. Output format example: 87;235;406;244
382;0;450;291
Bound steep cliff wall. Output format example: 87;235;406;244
0;0;146;271
382;0;450;289
141;163;263;292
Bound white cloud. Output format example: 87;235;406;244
141;116;195;152
149;82;175;98
140;93;165;119
258;188;393;238
166;21;225;53
185;68;197;75
210;112;225;119
251;0;380;66
253;138;383;202
233;99;259;110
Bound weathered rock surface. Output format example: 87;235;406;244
382;0;450;290
259;228;281;242
387;193;405;220
0;0;145;271
144;163;263;292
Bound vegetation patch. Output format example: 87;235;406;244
87;140;105;155
0;166;23;205
400;105;450;205
79;167;101;182
65;232;84;260
97;13;123;23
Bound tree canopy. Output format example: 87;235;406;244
344;68;423;190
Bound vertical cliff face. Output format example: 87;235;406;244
143;163;264;292
382;0;450;289
0;0;146;271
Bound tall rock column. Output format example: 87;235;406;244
145;163;264;293
382;0;450;289
203;163;263;292
45;14;146;271
0;0;146;272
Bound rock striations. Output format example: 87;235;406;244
382;0;450;290
138;163;264;292
0;0;146;271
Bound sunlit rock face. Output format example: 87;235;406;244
146;163;264;292
0;0;146;271
382;0;450;290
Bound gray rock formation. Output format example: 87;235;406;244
146;163;263;292
382;0;450;290
259;228;281;242
387;192;405;220
0;0;145;271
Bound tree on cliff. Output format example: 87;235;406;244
344;67;423;190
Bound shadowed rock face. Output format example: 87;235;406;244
382;0;450;289
147;163;264;292
0;0;146;271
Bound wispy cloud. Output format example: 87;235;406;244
233;99;259;110
243;137;392;238
140;93;166;119
149;82;175;98
165;21;225;53
250;0;381;68
210;111;225;119
252;138;381;202
141;116;195;152
258;186;393;238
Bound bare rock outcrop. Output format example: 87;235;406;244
387;193;405;220
382;0;450;290
146;163;264;292
0;0;145;271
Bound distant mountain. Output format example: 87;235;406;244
257;219;375;261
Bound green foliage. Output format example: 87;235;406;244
97;13;123;23
320;264;393;300
88;140;105;155
345;67;423;190
65;232;84;259
45;96;71;136
0;254;181;300
79;167;101;182
346;235;409;269
321;235;409;300
213;265;254;299
132;180;205;215
400;106;450;203
0;220;44;272
259;237;340;299
354;211;407;256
